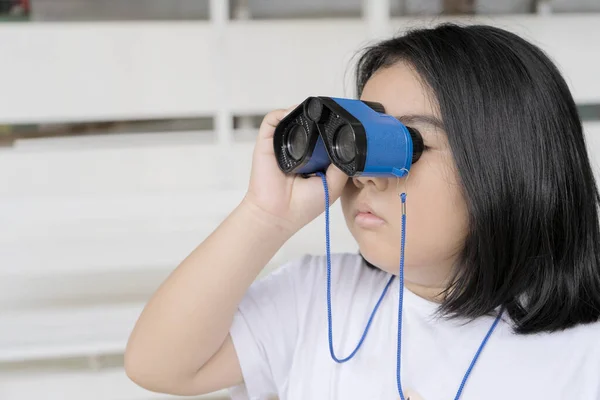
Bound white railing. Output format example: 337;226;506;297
1;7;599;400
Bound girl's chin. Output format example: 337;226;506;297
358;251;401;274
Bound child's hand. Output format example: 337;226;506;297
243;106;348;236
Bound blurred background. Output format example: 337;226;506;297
0;0;599;399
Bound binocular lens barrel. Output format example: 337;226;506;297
333;125;356;164
285;124;309;161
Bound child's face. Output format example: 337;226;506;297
341;62;469;289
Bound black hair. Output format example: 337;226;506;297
355;23;600;334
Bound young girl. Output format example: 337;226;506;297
124;24;600;400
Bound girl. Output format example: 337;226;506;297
125;24;600;399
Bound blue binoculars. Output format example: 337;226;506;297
273;97;423;177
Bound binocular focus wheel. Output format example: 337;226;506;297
306;97;324;122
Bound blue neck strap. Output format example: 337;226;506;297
315;172;504;399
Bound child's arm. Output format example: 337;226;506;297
125;199;290;395
124;108;347;396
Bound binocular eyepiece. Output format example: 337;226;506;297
274;97;423;178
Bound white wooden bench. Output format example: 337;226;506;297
1;7;599;400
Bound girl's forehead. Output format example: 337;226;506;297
360;63;439;120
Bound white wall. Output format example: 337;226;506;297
1;11;599;400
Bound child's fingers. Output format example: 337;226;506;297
258;104;299;139
258;109;288;139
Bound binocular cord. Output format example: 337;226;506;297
315;172;504;400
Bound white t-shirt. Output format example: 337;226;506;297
229;253;600;400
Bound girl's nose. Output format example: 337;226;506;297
352;176;389;191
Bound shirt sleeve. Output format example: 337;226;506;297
228;254;315;400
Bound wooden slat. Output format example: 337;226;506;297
583;122;600;175
0;22;217;124
0;367;228;400
1;15;599;124
0;135;255;196
0;303;142;362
